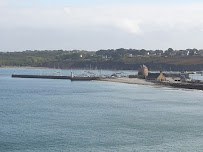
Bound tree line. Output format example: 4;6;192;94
0;49;203;71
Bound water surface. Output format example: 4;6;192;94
0;68;203;152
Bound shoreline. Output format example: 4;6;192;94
2;67;202;91
99;77;203;91
100;77;156;86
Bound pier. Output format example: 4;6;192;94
70;76;100;81
12;74;71;79
12;74;101;81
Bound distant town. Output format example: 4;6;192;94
1;48;203;71
96;48;203;58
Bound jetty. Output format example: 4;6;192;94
12;74;71;79
71;76;100;81
12;74;101;81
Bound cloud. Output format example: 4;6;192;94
1;2;203;51
115;19;142;34
62;6;143;34
0;5;143;34
1;3;203;32
0;1;8;7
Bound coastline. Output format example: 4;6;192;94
100;77;157;86
2;66;202;91
99;77;203;91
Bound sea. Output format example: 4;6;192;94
0;68;203;152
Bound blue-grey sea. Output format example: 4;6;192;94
0;68;203;152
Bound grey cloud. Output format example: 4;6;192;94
1;3;203;51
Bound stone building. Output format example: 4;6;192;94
147;71;166;81
138;65;148;78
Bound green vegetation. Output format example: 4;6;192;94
0;48;203;71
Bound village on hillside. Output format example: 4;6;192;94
1;48;203;71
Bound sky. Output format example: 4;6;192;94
0;0;203;52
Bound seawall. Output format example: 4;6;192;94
12;74;71;79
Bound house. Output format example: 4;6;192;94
147;73;160;80
181;50;189;56
157;71;167;81
127;53;133;57
101;55;108;59
147;71;166;81
164;73;182;82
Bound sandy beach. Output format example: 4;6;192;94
100;77;156;86
100;77;203;91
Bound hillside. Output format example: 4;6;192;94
0;50;203;71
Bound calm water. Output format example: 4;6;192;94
0;68;203;152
